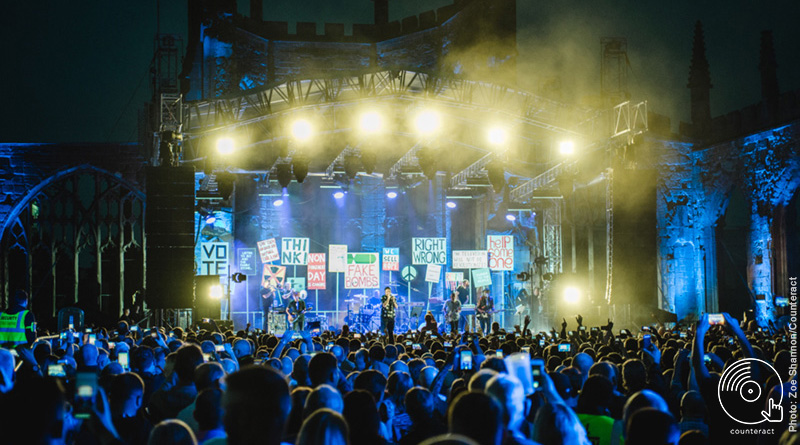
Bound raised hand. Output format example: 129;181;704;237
575;314;583;327
561;318;568;329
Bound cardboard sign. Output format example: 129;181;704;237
329;244;348;273
344;252;380;289
382;248;399;271
199;242;229;275
487;235;514;271
257;238;279;263
237;248;257;276
262;264;287;288
281;237;309;265
425;264;442;283
412;237;447;265
445;272;464;291
471;268;492;287
307;253;326;290
287;277;306;292
452;250;488;269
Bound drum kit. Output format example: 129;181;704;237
343;293;426;332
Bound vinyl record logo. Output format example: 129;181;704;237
717;358;783;424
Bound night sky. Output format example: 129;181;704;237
2;0;798;143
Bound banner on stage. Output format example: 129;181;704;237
281;237;309;265
471;268;492;287
412;237;447;265
329;244;348;273
344;252;380;289
452;250;488;269
425;264;442;283
487;235;514;271
199;242;229;275
237;248;257;276
382;247;399;271
307;253;326;290
445;272;464;289
257;238;280;263
262;264;287;288
287;277;306;292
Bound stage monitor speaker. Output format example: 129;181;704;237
145;166;195;309
610;168;658;308
195;275;222;322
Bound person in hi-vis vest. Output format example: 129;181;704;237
0;290;36;347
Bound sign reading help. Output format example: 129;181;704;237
262;265;287;288
237;248;257;276
452;250;489;269
257;238;279;263
199;242;229;275
281;237;309;265
307;253;326;290
471;268;493;287
487;235;514;271
412;237;447;265
382;248;399;271
344;252;380;289
425;264;442;283
328;245;348;273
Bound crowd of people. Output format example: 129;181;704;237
0;288;796;445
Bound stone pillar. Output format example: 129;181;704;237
747;200;774;324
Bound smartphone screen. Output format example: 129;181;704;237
215;344;225;352
558;343;571;353
444;341;452;348
703;354;711;364
412;343;421;351
60;332;67;340
118;351;129;370
203;353;212;362
47;364;66;378
708;314;724;325
680;331;687;339
579;326;586;331
88;334;96;345
460;350;473;371
131;326;139;332
496;350;504;358
641;326;651;332
539;339;545;347
354;333;361;339
521;346;531;353
431;335;438;339
531;358;545;389
74;372;98;419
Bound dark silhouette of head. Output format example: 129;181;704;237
222;365;291;445
448;391;503;445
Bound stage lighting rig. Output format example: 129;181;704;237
276;163;293;188
292;154;309;183
344;155;360;179
559;140;575;155
414;109;441;135
216;137;235;154
487;160;505;193
416;146;438;180
359;111;383;134
361;149;377;175
487;126;508;146
291;119;313;142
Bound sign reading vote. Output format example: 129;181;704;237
200;242;229;275
344;252;380;289
238;248;257;276
257;238;279;263
307;253;326;290
382;248;399;271
412;237;447;265
425;264;442;283
487;235;514;271
452;250;488;269
471;268;493;287
329;244;348;273
281;237;309;265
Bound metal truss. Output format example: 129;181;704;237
160;93;183;132
542;199;563;276
612;101;648;141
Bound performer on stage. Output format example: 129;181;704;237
445;292;461;334
260;283;276;332
286;290;306;331
456;279;470;330
476;289;494;335
381;286;398;335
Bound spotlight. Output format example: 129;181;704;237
344;155;360;179
276;163;293;189
273;199;284;207
415;109;441;135
446;201;457;209
563;286;580;304
216;137;235;154
292;154;309;183
291;119;313;142
505;213;516;222
359;111;383;134
209;284;223;299
205;214;217;225
361;149;377;175
416;147;438;180
559;140;575;155
333;191;345;199
487;127;508;146
386;191;398;199
487;160;505;193
231;273;247;283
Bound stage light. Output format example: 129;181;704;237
361;149;377;175
216;137;235;154
231;273;246;283
205;214;217;225
209;284;223;299
559;140;575;155
386;191;398;199
505;213;516;221
333;191;345;199
487;160;505;193
446;201;457;209
415;109;441;135
273;199;284;207
344;155;360;179
276;163;293;189
487;127;508;146
563;286;580;304
292;154;309;183
359;111;383;134
291;119;313;142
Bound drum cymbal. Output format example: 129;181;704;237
428;298;444;304
353;294;369;300
344;299;356;303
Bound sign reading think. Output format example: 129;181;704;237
328;245;348;273
452;250;489;269
307;253;326;290
344;252;380;289
471;268;493;287
200;242;229;275
237;248;257;276
262;265;287;288
487;235;514;271
257;238;280;263
412;237;447;265
425;264;442;283
382;248;399;271
281;237;309;265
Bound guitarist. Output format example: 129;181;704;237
476;289;494;336
286;291;307;331
260;283;276;332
